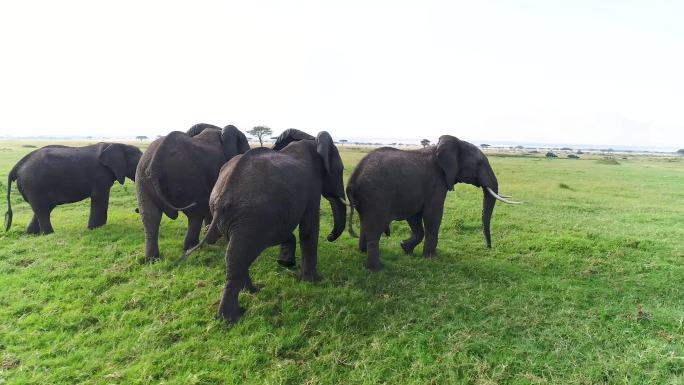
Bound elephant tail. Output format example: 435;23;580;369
175;217;219;266
5;167;17;231
148;153;197;219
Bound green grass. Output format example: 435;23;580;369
1;142;684;384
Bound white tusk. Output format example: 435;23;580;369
498;194;513;198
486;187;522;204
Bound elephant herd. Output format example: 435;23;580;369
4;124;519;322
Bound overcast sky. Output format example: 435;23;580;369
1;0;683;147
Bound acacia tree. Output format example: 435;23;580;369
135;135;148;141
420;139;430;148
678;149;684;155
247;126;272;147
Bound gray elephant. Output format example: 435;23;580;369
5;143;142;234
183;129;347;322
135;123;250;261
346;135;519;271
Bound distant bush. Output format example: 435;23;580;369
546;152;557;158
21;144;37;148
567;154;580;159
559;183;572;190
597;157;620;165
561;147;573;151
677;149;684;155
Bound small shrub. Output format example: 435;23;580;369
597;157;620;165
21;144;37;148
559;183;572;190
567;154;580;159
546;152;557;158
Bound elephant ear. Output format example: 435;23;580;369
187;123;221;137
272;128;315;151
436;135;460;191
98;143;127;185
220;125;250;159
316;131;335;174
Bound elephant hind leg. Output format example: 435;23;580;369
27;214;40;234
137;192;162;261
218;236;264;322
361;220;387;272
183;214;204;251
401;213;424;255
32;204;54;235
277;233;297;268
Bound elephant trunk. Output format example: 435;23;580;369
326;197;347;242
482;185;497;248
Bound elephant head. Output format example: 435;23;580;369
271;128;315;150
220;125;251;160
186;123;221;137
435;135;520;248
273;129;346;242
98;143;143;184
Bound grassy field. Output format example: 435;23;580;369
1;141;683;384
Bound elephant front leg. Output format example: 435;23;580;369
422;206;444;258
277;233;297;269
298;209;321;282
400;213;424;255
88;189;110;229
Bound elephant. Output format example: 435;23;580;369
346;135;520;271
135;124;250;261
5;143;142;234
182;129;347;322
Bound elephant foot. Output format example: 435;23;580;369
88;222;106;230
301;271;321;282
217;306;245;323
422;251;437;258
400;241;416;255
244;282;262;293
276;259;297;269
144;254;160;263
364;260;384;272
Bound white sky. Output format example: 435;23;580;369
1;0;683;147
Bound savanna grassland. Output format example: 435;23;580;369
1;141;683;384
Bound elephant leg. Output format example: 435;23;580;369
36;206;54;235
88;189;110;229
277;233;297;268
203;212;221;245
26;214;40;235
401;213;424;255
137;187;162;262
217;237;262;322
422;203;444;258
364;231;383;272
183;214;204;251
358;229;367;253
299;208;320;282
